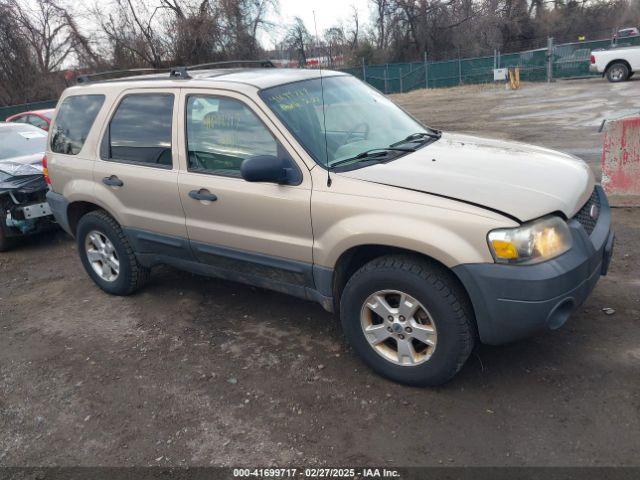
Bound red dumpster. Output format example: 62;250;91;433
601;115;640;206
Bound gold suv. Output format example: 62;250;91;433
45;63;614;385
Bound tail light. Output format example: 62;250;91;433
590;55;595;64
42;154;51;185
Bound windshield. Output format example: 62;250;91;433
260;76;434;168
0;126;47;160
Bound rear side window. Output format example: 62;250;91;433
51;95;105;155
104;94;174;167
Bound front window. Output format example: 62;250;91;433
260;76;435;168
185;95;279;176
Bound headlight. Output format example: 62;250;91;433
488;215;573;265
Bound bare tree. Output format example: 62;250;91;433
371;0;392;49
285;16;312;67
324;26;346;66
6;0;80;74
0;2;40;104
95;0;168;68
348;5;360;49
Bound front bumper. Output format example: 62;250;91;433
453;186;613;345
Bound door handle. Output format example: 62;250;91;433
103;175;124;187
189;189;218;202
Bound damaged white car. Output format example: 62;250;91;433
0;122;56;251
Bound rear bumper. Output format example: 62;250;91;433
589;64;600;73
453;186;613;345
46;190;72;235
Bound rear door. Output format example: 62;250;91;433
93;89;190;259
176;89;314;290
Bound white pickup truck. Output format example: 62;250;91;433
590;45;640;82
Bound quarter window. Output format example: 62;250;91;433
51;95;105;155
186;95;278;176
106;94;174;167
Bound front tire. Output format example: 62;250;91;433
76;210;149;295
340;255;475;386
606;62;630;82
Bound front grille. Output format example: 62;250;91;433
572;188;600;236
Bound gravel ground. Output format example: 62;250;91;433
1;77;639;468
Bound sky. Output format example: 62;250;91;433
256;0;372;48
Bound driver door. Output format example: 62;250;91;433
176;89;315;290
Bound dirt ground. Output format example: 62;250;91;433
391;76;640;179
1;78;640;468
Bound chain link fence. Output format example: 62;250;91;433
342;36;640;94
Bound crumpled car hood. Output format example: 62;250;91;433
0;160;46;195
338;132;595;222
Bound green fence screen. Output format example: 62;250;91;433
344;36;640;94
0;99;58;120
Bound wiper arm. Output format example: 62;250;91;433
390;130;441;148
330;147;415;168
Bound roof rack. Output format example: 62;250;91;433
76;67;167;84
76;59;275;84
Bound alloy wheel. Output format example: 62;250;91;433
85;230;120;282
610;66;625;81
360;290;437;366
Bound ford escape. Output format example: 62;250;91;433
45;63;614;386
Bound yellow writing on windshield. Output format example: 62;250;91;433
268;88;320;112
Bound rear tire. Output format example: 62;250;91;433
76;210;149;295
606;62;630;82
0;212;16;252
340;255;475;386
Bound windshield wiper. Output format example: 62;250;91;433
390;130;441;148
330;147;415;168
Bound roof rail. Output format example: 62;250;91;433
76;59;275;84
76;67;167;84
186;59;275;70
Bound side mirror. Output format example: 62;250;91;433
241;155;293;184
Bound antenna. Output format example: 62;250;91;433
313;11;332;187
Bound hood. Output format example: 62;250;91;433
338;132;594;222
1;153;45;167
0;161;46;194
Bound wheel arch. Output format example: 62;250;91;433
330;244;476;324
67;200;114;236
605;59;632;73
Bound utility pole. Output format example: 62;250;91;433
384;67;388;94
547;37;554;83
424;51;428;89
458;47;462;85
